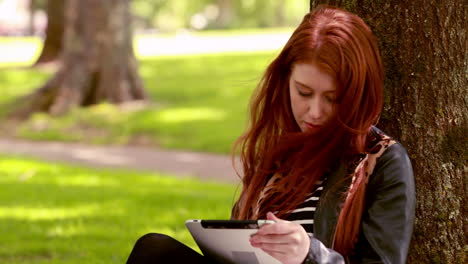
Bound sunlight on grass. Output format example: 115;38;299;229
53;173;120;187
135;30;291;57
45;223;87;238
0;37;41;66
0;158;60;177
0;28;290;64
0;69;50;104
158;107;225;123
0;155;237;263
0;204;100;221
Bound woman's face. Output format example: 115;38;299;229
289;63;337;132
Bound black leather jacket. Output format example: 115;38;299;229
304;138;416;263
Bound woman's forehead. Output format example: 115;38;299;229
290;63;337;92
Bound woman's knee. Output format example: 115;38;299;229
133;233;173;248
128;233;205;263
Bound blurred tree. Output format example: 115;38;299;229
131;0;168;30
14;0;147;117
310;1;467;263
28;0;36;35
34;0;64;65
274;0;286;26
213;0;234;28
28;0;46;35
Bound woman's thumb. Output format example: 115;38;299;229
266;212;280;221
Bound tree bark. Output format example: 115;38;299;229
309;1;467;263
15;0;147;117
34;0;65;65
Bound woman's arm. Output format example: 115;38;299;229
352;143;415;263
303;235;345;264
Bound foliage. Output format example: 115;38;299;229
33;0;47;10
29;0;308;32
131;0;309;31
0;155;236;263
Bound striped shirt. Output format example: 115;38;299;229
254;175;327;236
285;178;326;235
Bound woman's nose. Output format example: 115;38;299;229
308;97;322;120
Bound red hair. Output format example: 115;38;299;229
232;5;384;256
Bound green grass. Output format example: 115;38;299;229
0;37;42;66
0;155;237;263
0;34;281;153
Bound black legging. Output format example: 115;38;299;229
126;233;215;264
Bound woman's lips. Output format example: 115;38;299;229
304;122;321;131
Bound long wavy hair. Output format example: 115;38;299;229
231;5;384;256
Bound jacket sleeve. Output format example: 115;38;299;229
302;234;345;264
303;143;415;264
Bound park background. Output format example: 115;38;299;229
1;0;309;263
0;0;465;263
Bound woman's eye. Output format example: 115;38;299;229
298;90;312;97
325;95;336;103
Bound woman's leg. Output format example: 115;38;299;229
126;233;210;264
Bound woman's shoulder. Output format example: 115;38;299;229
369;127;411;166
368;127;414;188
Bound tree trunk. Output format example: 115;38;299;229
275;0;286;27
34;0;65;65
28;0;36;36
15;0;147;117
309;1;467;263
214;0;234;28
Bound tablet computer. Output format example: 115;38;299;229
185;219;281;264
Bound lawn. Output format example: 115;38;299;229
0;155;237;263
0;31;286;154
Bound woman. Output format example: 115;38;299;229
127;5;415;264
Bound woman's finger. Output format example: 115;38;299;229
250;233;301;245
257;222;303;237
263;249;287;262
257;240;293;253
257;221;297;236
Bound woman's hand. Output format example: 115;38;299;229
250;212;310;264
